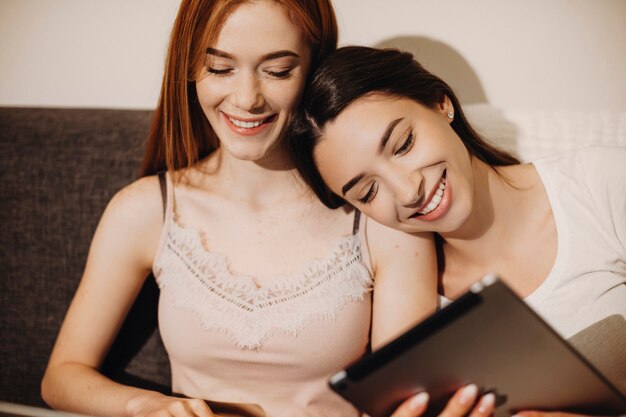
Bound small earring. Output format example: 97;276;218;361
447;111;454;120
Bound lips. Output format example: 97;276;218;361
417;173;446;215
222;112;277;136
409;170;450;221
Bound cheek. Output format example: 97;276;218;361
344;187;397;227
265;78;305;110
357;203;398;230
368;191;397;222
196;78;228;111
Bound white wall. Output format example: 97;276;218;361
0;0;179;109
1;0;625;111
333;0;626;111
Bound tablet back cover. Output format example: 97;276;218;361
330;279;626;417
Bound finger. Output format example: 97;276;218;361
188;399;214;417
467;393;496;417
389;392;430;417
167;399;198;417
439;384;479;417
150;411;172;417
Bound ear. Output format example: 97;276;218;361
437;95;455;123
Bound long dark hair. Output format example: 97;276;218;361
289;46;519;208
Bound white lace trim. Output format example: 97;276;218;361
154;222;373;349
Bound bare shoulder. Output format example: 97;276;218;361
105;175;164;228
366;217;435;262
94;175;165;266
366;217;438;347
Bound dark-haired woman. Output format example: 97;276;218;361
40;5;438;417
290;46;626;417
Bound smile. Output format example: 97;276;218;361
229;117;265;128
222;112;277;135
418;175;446;215
409;170;451;221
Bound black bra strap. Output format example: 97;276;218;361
157;171;167;220
352;210;361;235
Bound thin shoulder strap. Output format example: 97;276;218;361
157;171;167;220
352;209;361;235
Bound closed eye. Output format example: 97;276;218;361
358;182;379;204
394;131;414;156
207;67;232;76
266;68;294;79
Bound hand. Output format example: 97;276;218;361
126;392;215;417
390;384;496;417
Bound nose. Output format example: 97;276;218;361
232;71;265;112
388;167;423;207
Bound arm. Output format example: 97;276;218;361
365;222;497;417
41;177;213;417
365;217;437;350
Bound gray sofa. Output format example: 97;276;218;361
0;107;171;407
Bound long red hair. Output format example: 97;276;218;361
140;0;338;177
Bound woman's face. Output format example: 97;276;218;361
314;95;475;234
196;0;311;163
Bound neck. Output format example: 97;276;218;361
199;146;310;209
440;159;534;266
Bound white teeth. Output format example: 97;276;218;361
229;117;264;128
418;177;446;215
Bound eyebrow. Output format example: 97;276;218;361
378;117;403;153
206;48;300;62
341;174;365;196
340;117;404;196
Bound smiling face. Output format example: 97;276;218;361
195;0;311;163
314;95;476;234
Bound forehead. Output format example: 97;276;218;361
214;1;307;54
320;96;414;150
314;96;415;187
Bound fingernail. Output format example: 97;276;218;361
409;392;429;410
478;393;495;413
458;384;478;405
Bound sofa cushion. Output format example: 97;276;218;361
0;107;170;407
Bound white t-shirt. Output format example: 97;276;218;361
441;147;626;392
528;146;626;392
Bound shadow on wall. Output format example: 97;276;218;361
374;36;522;160
375;36;488;105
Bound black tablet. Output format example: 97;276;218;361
329;275;626;417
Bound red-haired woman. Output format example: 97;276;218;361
41;2;437;417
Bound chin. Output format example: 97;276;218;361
230;149;270;161
224;140;275;160
437;209;471;235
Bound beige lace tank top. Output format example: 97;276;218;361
153;173;373;417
